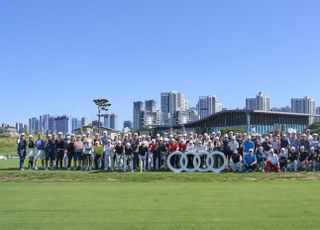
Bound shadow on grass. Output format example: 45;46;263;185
0;168;20;171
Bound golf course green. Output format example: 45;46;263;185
0;160;319;230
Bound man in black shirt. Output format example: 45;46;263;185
66;136;75;170
287;147;298;172
139;142;148;172
308;147;317;171
123;143;134;172
114;141;124;171
56;132;67;169
46;134;56;170
17;133;27;171
230;151;243;172
298;146;308;171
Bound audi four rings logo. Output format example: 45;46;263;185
167;151;227;173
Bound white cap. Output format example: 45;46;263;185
103;131;108;134
29;135;33;138
21;133;25;136
48;134;52;137
126;142;131;147
58;132;63;135
67;136;71;139
95;133;99;136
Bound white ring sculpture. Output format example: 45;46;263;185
167;151;227;173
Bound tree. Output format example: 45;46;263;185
93;99;111;134
220;128;245;136
306;122;320;134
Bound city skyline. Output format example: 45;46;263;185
1;1;320;126
3;92;320;131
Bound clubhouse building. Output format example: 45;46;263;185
145;110;318;135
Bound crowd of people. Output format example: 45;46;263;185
16;129;320;173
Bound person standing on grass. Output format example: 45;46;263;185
74;135;83;170
168;139;178;168
115;141;124;171
17;133;27;171
93;141;103;170
46;134;56;170
27;135;36;170
66;136;75;170
147;139;157;171
101;131;110;170
52;134;58;168
227;136;239;170
83;132;93;171
56;132;66;169
104;139;115;171
138;142;148;172
316;150;320;171
123;142;134;172
244;149;257;172
35;133;45;170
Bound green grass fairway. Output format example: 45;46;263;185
1;160;320;230
0;137;18;155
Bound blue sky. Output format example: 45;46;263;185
1;0;320;126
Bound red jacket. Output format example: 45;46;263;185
169;143;178;153
148;143;156;153
178;143;187;152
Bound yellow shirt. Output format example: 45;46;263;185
93;145;103;155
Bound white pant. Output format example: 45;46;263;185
139;154;147;172
123;155;133;172
104;153;115;170
28;148;36;158
161;152;167;169
37;150;46;160
148;152;153;171
230;161;243;172
287;161;298;172
115;154;122;170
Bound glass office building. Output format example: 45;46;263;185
149;110;317;135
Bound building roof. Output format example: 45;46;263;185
150;109;319;129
